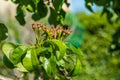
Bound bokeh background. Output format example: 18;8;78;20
0;0;120;80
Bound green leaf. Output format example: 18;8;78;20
48;8;65;25
106;11;113;24
11;0;20;4
113;0;120;16
71;59;81;76
48;8;57;25
9;45;28;65
101;7;108;16
26;4;34;12
22;49;34;72
40;53;57;76
40;57;50;74
0;23;8;43
37;1;48;19
15;62;28;72
36;47;48;54
94;0;107;6
69;44;83;57
31;0;47;21
26;1;36;12
31;48;39;70
57;59;65;68
15;5;26;25
32;12;41;21
36;47;49;57
64;55;76;73
2;42;17;58
21;0;31;6
52;0;65;11
44;39;67;60
32;0;40;5
85;0;94;12
3;55;14;69
57;9;66;25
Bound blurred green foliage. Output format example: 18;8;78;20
72;12;120;80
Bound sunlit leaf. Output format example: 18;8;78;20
22;49;33;72
27;1;36;12
10;45;28;65
26;4;34;12
31;48;39;70
11;0;20;4
69;44;83;57
64;55;76;73
2;42;17;58
15;62;28;72
36;47;48;55
57;59;65;68
71;59;81;76
44;39;67;60
40;53;57;76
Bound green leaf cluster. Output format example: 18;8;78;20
1;38;82;79
2;0;120;26
10;0;67;25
